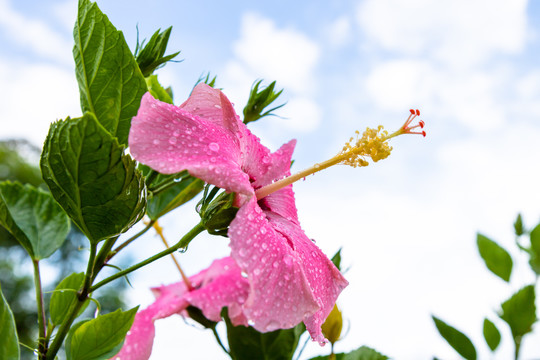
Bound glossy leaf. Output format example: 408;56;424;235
146;176;204;220
499;285;536;339
40;113;146;243
0;181;70;260
0;284;19;360
66;307;137;360
432;316;476;360
73;0;147;145
309;346;389;360
477;233;513;282
50;272;88;326
224;309;305;360
483;318;501;352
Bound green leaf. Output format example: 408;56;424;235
309;346;389;360
66;307;138;360
145;75;173;104
499;285;536;339
514;213;524;236
529;224;540;275
50;272;89;326
432;316;477;360
73;0;147;145
483;318;501;352
331;248;342;271
40;113;146;243
146;175;204;220
135;27;180;77
224;309;305;360
0;181;70;260
477;233;513;282
0;284;19;360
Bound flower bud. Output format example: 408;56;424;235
321;303;343;345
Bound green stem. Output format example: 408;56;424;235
79;243;97;300
44;298;87;360
92;236;119;280
90;222;205;293
514;336;522;360
110;219;156;259
32;260;47;359
45;243;98;359
212;327;229;355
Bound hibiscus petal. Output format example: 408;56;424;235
114;282;190;360
179;84;240;136
129;93;253;196
267;212;349;344
184;257;250;326
229;197;320;333
251;139;297;189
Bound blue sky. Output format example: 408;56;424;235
2;0;540;359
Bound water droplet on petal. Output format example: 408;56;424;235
152;139;160;145
169;136;177;144
241;271;248;278
209;142;220;151
260;227;267;234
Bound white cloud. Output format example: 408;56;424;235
0;0;72;65
51;0;78;32
0;58;80;145
221;12;323;135
364;59;507;131
273;96;322;132
231;12;320;93
325;16;352;48
356;0;528;68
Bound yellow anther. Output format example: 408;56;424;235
339;126;393;168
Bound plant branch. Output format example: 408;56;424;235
110;219;156;259
32;260;47;359
90;221;205;292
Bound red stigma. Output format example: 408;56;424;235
400;109;426;137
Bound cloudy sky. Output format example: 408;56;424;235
2;0;540;359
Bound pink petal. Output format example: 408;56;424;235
254;140;300;224
129;93;253;196
267;212;348;344
179;84;240;135
114;282;190;360
251;140;297;189
228;197;320;332
184;257;250;326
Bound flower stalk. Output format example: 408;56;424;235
255;109;425;200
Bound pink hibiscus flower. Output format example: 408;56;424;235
127;84;348;346
115;257;250;360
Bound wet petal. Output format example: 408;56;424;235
179;84;240;135
129;93;253;196
115;282;190;360
251;140;297;189
267;212;348;344
184;257;250;326
229;197;319;332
